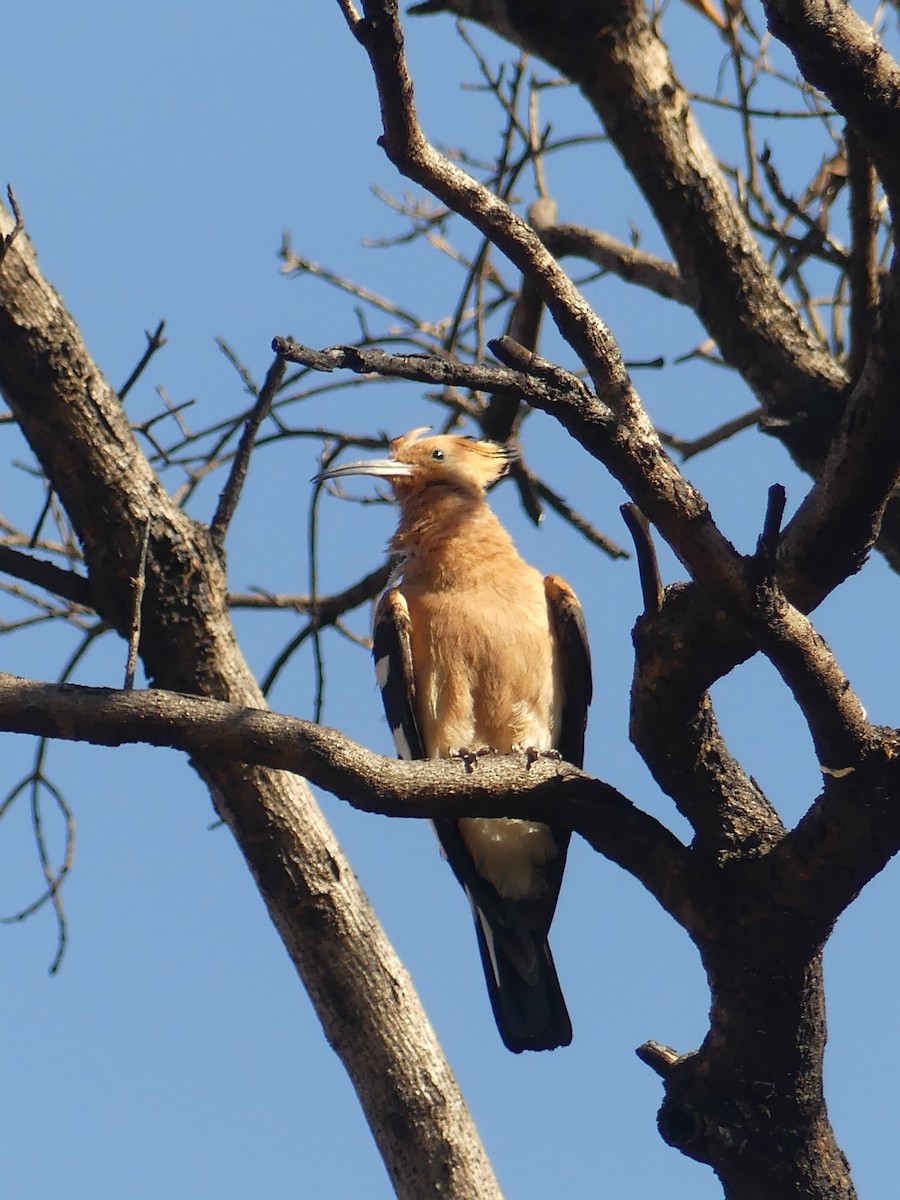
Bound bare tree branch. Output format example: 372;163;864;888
0;545;93;609
747;487;872;772
210;354;287;557
845;124;879;383
0;672;691;919
118;320;167;402
227;561;392;616
541;223;687;304
621;503;663;615
0;184;23;265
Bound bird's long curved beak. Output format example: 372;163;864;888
312;458;416;484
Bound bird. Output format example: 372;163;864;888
317;428;592;1052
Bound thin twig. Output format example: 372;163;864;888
307;444;344;719
119;320;167;401
30;767;73;974
210;354;287;557
261;620;315;697
229;560;391;617
660;409;761;461
0;184;24;265
540;224;686;304
688;94;833;120
124;517;152;690
482;198;558;450
280;239;426;330
0;764;73;974
530;472;628;558
621;504;663;614
28;485;56;550
441;57;531;360
0;622;107;972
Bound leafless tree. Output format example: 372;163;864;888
2;0;900;1195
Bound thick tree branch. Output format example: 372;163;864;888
746;587;872;776
0;672;693;924
275;335;551;397
629;584;786;856
766;731;900;941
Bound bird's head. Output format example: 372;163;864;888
315;428;513;498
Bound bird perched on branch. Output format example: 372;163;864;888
317;429;592;1052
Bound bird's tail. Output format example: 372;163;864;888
471;903;572;1053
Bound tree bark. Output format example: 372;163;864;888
657;952;855;1199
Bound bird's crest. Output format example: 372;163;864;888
389;429;512;493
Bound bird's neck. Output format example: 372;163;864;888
390;486;519;589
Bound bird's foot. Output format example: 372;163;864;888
520;746;562;770
449;745;498;773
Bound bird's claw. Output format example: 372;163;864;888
450;745;497;773
522;747;562;770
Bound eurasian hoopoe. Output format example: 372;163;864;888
317;429;592;1052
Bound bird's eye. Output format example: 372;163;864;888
431;449;444;461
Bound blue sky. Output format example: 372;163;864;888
2;2;899;1197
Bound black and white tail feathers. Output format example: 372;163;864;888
433;813;573;1052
